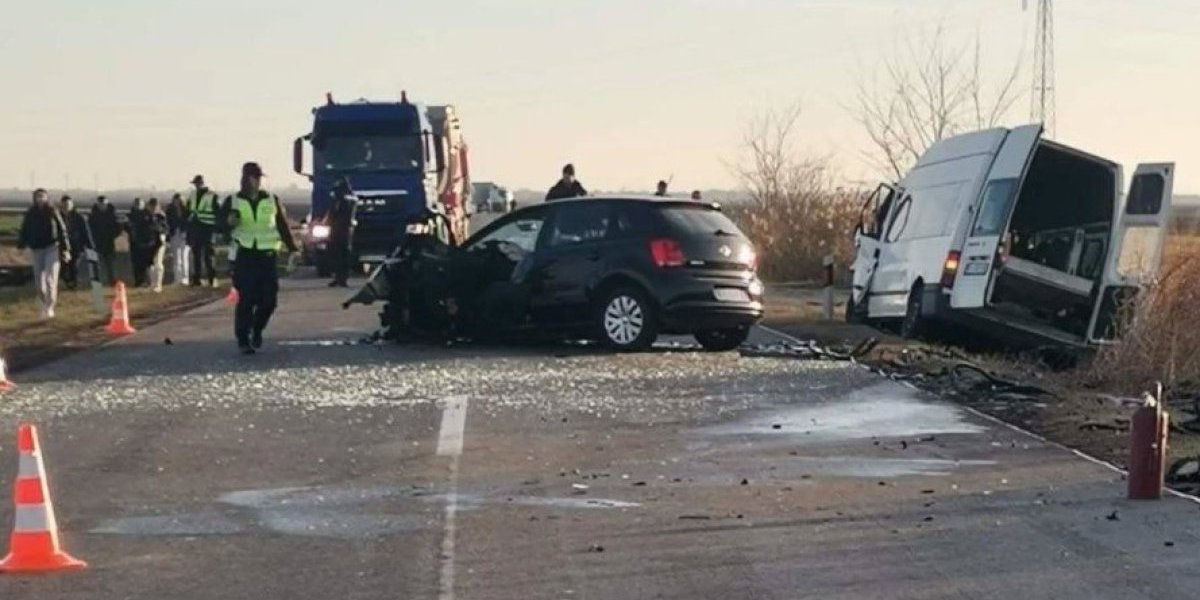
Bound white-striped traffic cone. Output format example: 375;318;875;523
0;423;87;574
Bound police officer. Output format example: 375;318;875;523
221;162;298;354
187;174;220;287
326;178;358;287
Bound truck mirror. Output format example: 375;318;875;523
422;131;432;165
293;137;305;176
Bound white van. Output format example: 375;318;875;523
849;124;1175;347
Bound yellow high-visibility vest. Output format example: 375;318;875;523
231;194;281;251
189;191;218;225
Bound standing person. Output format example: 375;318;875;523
166;193;191;285
58;195;90;289
221;162;298;355
89;195;120;285
144;198;168;292
16;189;69;318
127;198;149;287
545;163;587;201
690;190;703;201
654;180;669;197
326;177;357;287
187;174;219;287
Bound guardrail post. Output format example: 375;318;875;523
1128;383;1169;500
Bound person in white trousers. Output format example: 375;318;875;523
145;198;168;292
166;193;191;284
16;188;69;318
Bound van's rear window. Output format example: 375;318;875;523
659;206;746;238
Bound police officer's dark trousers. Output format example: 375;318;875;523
330;235;351;285
232;249;279;345
189;224;216;286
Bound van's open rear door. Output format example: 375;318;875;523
951;124;1042;309
1087;163;1176;343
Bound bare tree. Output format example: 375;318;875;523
727;105;861;282
853;26;1024;180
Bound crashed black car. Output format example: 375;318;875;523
346;196;764;351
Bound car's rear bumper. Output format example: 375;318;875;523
661;301;763;332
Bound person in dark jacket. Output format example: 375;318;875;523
221;162;299;354
58;195;91;289
88;196;120;285
545;163;588;201
654;180;669;197
166;193;191;285
17;189;69;318
127;197;149;287
143;198;168;292
326;178;358;287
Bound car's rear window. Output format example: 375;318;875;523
658;205;746;238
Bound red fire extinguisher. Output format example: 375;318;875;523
1128;383;1169;500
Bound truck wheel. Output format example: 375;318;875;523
900;284;925;340
315;251;331;278
595;287;658;352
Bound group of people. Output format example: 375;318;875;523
544;164;703;202
14;175;226;318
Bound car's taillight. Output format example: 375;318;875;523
649;238;686;268
940;250;961;288
738;246;758;272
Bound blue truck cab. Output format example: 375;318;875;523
294;93;459;274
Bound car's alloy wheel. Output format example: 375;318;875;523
596;287;657;351
605;295;644;345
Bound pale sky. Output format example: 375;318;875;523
2;0;1198;194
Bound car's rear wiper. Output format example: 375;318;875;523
713;229;737;237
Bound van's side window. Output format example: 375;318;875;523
884;196;912;243
972;179;1019;237
1127;173;1165;215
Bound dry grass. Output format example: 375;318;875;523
1086;234;1200;393
728;190;861;283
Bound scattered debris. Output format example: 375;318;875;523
1105;510;1120;521
740;478;749;486
678;515;711;521
587;544;605;553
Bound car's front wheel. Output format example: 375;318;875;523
694;326;750;351
596;287;658;351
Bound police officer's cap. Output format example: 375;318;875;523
241;162;266;178
190;174;205;185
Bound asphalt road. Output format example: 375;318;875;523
3;275;1200;599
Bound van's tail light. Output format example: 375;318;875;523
940;251;961;288
649;238;686;268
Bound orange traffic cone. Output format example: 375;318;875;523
225;287;239;306
0;424;87;574
0;358;13;392
104;281;136;336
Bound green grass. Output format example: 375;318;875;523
0;213;20;237
0;249;226;371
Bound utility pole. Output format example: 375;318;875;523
1026;0;1056;136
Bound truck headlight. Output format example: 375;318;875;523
310;225;331;240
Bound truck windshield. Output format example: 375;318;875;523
320;136;422;172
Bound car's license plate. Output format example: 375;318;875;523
713;288;750;302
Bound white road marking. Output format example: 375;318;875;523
437;397;469;457
436;397;468;600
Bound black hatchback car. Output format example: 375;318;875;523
349;196;764;351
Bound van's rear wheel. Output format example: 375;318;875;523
845;295;865;324
900;285;925;339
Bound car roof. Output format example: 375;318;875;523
535;195;722;209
